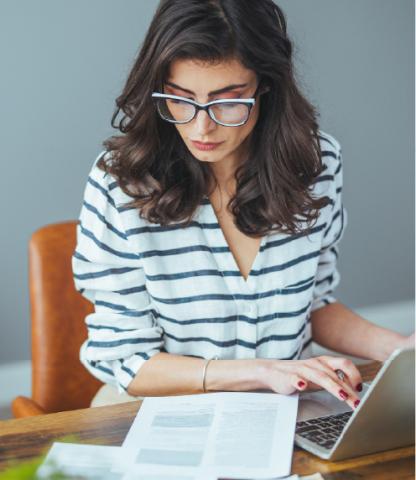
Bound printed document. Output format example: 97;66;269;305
115;391;299;479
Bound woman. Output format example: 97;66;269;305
72;0;414;408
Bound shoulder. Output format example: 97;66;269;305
317;129;342;155
317;129;343;181
308;130;344;204
86;150;135;210
318;129;342;172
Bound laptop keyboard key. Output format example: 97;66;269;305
296;411;355;448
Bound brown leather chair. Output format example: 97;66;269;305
11;221;102;417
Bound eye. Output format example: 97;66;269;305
218;103;239;110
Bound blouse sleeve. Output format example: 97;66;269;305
72;151;164;394
310;141;348;312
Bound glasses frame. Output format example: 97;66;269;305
151;84;265;127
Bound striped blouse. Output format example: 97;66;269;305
72;130;347;394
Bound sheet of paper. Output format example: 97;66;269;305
36;442;122;479
115;391;299;480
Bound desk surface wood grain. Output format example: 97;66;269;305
0;361;414;478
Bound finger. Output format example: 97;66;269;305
299;365;360;410
318;356;364;393
293;375;308;392
313;360;362;407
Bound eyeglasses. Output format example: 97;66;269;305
151;84;267;127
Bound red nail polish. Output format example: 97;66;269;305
354;399;361;408
356;383;363;392
297;380;305;388
339;389;349;400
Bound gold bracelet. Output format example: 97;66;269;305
202;356;219;392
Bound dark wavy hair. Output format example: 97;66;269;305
99;0;331;236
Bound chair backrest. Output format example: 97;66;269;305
29;221;101;413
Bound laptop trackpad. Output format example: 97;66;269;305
296;382;371;422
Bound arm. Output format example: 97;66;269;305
311;301;407;362
128;347;364;412
309;140;413;362
73;153;164;394
127;353;267;396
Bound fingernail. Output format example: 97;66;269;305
297;380;306;388
356;383;363;392
339;389;349;400
354;399;360;408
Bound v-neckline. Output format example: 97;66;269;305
202;194;267;293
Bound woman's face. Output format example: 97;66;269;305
164;58;261;175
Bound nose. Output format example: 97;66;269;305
194;109;216;136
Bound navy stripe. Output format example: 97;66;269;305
256;250;321;278
318;134;338;150
285;275;316;288
315;274;334;286
82;200;127;240
146;267;233;282
88;336;162;348
114;284;147;295
324;208;342;238
313;174;334;184
73;250;90;262
126;216;326;242
95;299;151;316
120;364;136;378
316;289;334;301
145;247;321;281
164;331;256;349
145;247;322;284
256;322;306;346
324;207;344;245
126;220;213;237
164;322;305;349
150;278;314;305
87;323;138;333
301;336;313;352
330;246;339;259
156;301;312;326
87;176;117;209
334;161;342;175
288;343;303;360
80;224;141;260
133;352;150;360
266;222;326;249
321;150;338;159
88;359;114;377
74;266;136;281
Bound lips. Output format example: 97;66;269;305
191;140;223;151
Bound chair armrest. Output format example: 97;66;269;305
12;396;46;418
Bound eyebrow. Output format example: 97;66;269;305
165;81;248;96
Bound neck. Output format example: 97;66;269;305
208;137;250;196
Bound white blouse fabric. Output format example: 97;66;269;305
72;130;347;394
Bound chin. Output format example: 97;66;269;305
193;151;225;163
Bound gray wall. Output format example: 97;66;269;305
1;0;414;364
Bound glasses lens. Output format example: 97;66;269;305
209;103;250;126
156;98;195;123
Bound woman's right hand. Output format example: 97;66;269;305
261;355;363;410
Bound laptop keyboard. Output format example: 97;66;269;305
296;411;353;450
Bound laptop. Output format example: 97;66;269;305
294;346;415;461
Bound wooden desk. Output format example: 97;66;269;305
0;361;414;478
